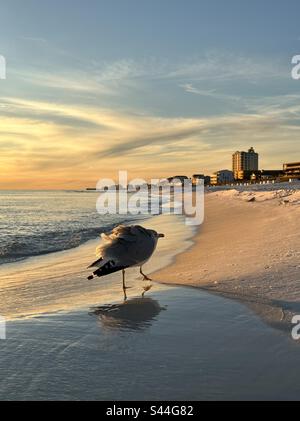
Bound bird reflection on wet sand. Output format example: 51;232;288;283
90;297;167;332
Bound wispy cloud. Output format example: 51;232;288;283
11;51;287;98
168;51;286;82
12;69;116;95
180;83;242;102
20;36;48;44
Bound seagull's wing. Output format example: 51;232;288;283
87;225;157;276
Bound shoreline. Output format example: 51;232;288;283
0;214;194;321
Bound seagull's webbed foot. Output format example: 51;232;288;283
140;267;152;281
142;284;153;297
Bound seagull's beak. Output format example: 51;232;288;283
158;233;165;238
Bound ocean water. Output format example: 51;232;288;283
0;190;145;265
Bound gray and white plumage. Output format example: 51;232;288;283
87;225;164;280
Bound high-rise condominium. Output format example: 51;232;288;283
232;147;259;180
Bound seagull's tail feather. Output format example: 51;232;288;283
94;263;128;277
88;260;128;280
87;257;104;269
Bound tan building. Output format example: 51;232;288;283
283;162;300;179
232;147;259;180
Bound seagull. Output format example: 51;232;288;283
87;225;165;300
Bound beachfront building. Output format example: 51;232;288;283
192;174;211;186
246;169;284;183
232;147;259;180
283;162;300;180
210;170;234;186
167;176;190;185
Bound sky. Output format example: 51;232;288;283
0;0;300;189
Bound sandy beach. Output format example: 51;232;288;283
155;183;300;330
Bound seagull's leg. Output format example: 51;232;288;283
140;266;152;281
122;269;127;301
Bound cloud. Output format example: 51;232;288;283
99;122;205;158
13;51;286;96
1;93;300;177
168;51;286;82
20;36;48;44
180;83;242;102
12;69;116;95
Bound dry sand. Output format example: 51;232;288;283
154;185;300;330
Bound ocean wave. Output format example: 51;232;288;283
0;190;156;266
0;219;145;265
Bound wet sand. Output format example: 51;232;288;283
2;286;300;401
